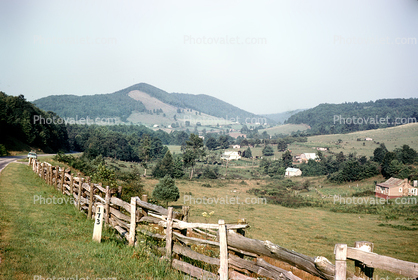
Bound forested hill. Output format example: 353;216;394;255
0;92;69;152
286;98;418;134
33;83;261;123
171;92;258;120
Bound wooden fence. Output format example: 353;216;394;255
29;158;418;280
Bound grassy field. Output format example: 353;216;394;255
290;122;418;158
259;124;311;135
0;163;183;280
141;176;418;279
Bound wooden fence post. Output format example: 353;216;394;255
87;182;95;219
60;169;65;194
129;197;136;246
141;194;148;203
165;207;173;261
104;186;110;224
70;175;74;196
47;166;51;185
78;177;84;211
218;219;228;280
354;241;374;279
182;206;190;222
117;186;122;198
335;244;347;280
54;167;58;188
45;164;49;184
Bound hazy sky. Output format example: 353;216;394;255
1;0;417;114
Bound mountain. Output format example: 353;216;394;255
263;109;306;124
33;83;263;125
286;98;418;135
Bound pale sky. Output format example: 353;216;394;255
1;0;417;114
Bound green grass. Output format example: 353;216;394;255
259;123;310;135
142;176;418;279
0;163;183;280
291;122;418;158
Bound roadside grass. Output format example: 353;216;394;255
0;163;183;280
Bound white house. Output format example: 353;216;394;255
221;151;241;161
295;153;318;163
232;145;241;149
365;137;373;141
285;167;302;177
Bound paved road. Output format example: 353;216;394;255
0;154;55;173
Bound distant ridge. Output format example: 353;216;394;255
33;83;264;124
285;98;418;134
263;109;306;124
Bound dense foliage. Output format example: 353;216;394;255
0;92;69;152
286;98;418;134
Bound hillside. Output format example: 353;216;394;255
286;98;418;135
0;92;69;153
263;109;306;124
33;83;264;126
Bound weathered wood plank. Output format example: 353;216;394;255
335;244;347;280
219;220;228;280
110;213;130;230
171;259;219;280
173;243;220;265
129;197;136;246
226;230;334;280
165;207;173;261
110;196;131;213
347;247;418;278
109;206;131;223
173;231;220;247
134;197;183;219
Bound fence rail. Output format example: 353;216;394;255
28;158;418;280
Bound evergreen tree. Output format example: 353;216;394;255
152;175;179;207
152;150;174;178
277;139;288;152
183;134;206;179
262;145;274;156
282;150;293;168
243;147;252;158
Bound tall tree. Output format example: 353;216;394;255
183;134;206;179
138;135;151;176
277;139;288;152
282;150;293;168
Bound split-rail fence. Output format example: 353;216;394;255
28;158;418;280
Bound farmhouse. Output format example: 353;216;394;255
375;177;418;199
232;145;241;149
365;137;373;141
221;151;241;161
294;153;318;163
285;167;302;177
